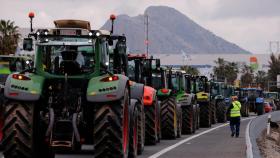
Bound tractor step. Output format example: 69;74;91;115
51;120;74;148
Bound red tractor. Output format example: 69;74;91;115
127;54;161;145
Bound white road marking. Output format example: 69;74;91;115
148;117;254;158
246;119;253;158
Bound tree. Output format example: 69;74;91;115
181;65;199;76
240;65;254;87
0;20;20;55
255;70;268;89
267;53;280;91
268;53;280;81
213;58;238;84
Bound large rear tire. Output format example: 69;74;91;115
176;106;182;138
256;103;264;116
199;102;211;128
94;88;130;158
3;101;53;158
137;102;145;154
144;104;157;145
129;104;138;158
216;101;227;123
0;93;4;147
160;97;177;139
181;106;194;134
241;102;249;117
211;102;217;124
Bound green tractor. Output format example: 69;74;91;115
2;16;139;158
157;68;183;139
195;76;212;128
181;73;200;134
210;81;227;123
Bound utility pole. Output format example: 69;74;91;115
144;14;149;57
269;41;280;54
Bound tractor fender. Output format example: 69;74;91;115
4;73;43;101
196;92;210;102
87;74;129;102
143;86;156;106
130;81;144;102
214;95;224;100
180;93;195;107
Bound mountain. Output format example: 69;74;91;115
101;6;251;54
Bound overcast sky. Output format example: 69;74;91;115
0;0;279;54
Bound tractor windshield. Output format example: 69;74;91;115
128;60;136;80
38;43;95;75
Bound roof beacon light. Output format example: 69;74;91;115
28;12;35;18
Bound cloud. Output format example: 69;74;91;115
211;0;280;19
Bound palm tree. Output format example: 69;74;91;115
213;58;238;84
240;65;254;87
268;53;280;81
0;20;20;55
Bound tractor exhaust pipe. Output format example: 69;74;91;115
28;12;35;33
110;14;116;34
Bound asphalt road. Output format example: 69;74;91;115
0;117;254;158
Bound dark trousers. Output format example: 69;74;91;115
230;117;240;136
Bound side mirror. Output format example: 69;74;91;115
156;59;160;68
23;38;33;51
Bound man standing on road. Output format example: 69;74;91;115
228;96;241;137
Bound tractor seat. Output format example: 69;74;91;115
59;50;81;75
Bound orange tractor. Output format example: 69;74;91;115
127;54;161;145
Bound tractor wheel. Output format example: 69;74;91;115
3;101;53;158
0;93;4;147
256;103;264;116
276;102;280;111
94;88;130;158
211;102;217;124
199;102;211;128
156;101;161;143
196;106;200;130
129;104;138;158
137;102;145;155
241;102;248;117
160;97;177;139
181;106;194;134
144;104;157;145
216;101;227;123
176;106;182;138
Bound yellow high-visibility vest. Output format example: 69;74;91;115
230;101;241;117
